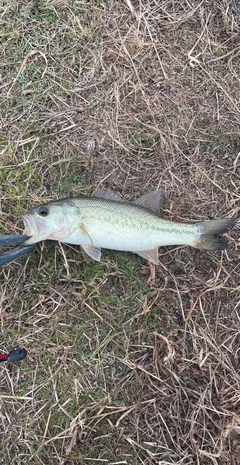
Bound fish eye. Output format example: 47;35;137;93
38;206;49;217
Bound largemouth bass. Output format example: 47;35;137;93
22;188;237;264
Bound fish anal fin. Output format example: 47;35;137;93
93;187;123;202
133;190;164;215
135;247;159;265
81;244;101;261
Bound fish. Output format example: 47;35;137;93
22;188;238;265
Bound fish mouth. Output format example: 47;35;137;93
22;214;51;244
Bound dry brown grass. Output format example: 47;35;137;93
0;0;240;464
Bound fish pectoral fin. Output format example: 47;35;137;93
132;190;164;215
134;247;159;265
81;244;101;261
92;187;124;202
80;223;93;245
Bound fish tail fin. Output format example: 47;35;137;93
194;218;238;251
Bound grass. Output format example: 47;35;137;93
0;0;240;464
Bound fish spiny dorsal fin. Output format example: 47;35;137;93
132;190;164;215
92;187;124;202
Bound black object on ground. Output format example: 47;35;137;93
0;348;27;363
0;235;35;266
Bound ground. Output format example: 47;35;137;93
0;1;240;464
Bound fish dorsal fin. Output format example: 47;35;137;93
93;187;123;202
132;190;164;215
81;244;101;261
134;247;159;265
